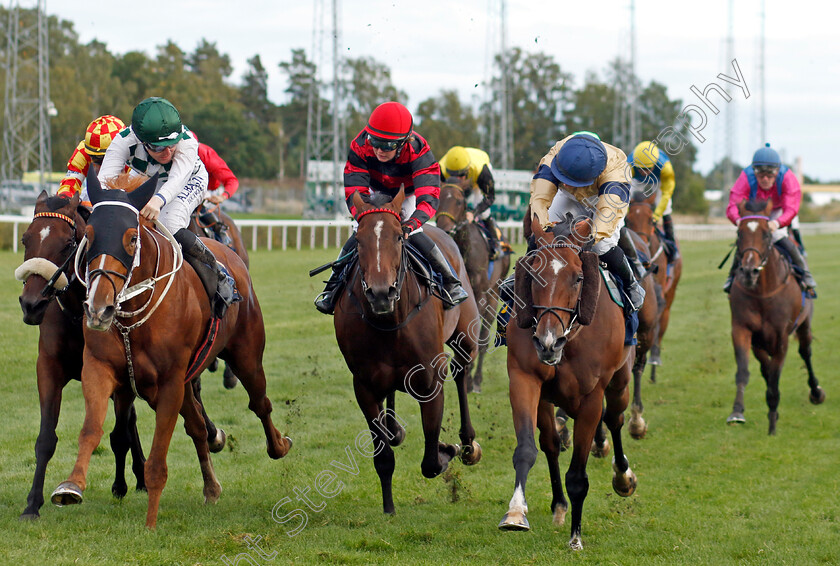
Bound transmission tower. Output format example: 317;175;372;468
758;0;766;145
304;0;345;218
612;0;640;151
2;0;52;210
723;0;736;189
483;0;513;169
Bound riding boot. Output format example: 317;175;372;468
199;208;233;247
776;236;817;294
662;214;680;260
600;246;645;311
723;253;740;293
314;234;358;315
409;232;468;309
791;227;807;257
618;226;644;280
175;228;237;319
484;216;502;260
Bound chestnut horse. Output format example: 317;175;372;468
333;189;482;514
625;191;682;381
51;172;291;528
498;215;637;551
15;192;145;519
189;206;250;388
727;199;825;434
435;180;511;392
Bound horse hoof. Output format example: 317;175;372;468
590;439;610;458
810;387;826;405
223;368;238;389
51;482;83;506
552;504;567;526
111;480;128;499
612;461;637;497
19;511;40;521
569;535;583;551
727;412;746;425
648;354;662;366
629;415;648;440
499;511;530;531
208;359;219;372
208;428;227;453
389;424;406;447
555;417;571;452
460;441;482;466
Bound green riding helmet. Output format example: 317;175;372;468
131;97;185;146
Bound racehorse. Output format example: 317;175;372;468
727;199;825;434
498;214;637;551
625;191;682;382
50;172;291;528
333;189;482;514
435;179;511;392
15;192;146;519
189;205;250;388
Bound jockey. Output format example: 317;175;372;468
724;143;816;295
98;97;236;318
314;101;469;315
627;140;680;261
197;141;239;246
530;132;646;311
56;115;126;204
438;145;502;259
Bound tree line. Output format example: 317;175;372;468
2;8;709;213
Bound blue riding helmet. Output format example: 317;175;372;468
752;143;781;168
550;134;608;187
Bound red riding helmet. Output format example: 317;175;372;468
364;102;413;142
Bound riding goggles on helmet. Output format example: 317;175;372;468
754;165;779;177
143;141;173;153
368;135;403;151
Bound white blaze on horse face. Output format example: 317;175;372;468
746;221;759;233
39;225;50;243
374;220;384;273
551;258;566;275
86;255;109;305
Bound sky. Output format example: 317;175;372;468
48;0;840;181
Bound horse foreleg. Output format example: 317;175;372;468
52;358;117;508
144;380;185;529
448;335;480;466
755;345;784;436
499;370;540;532
629;351;648;439
110;386;145;498
353;382;396;514
191;377;227;453
537;400;567;526
385;392;405;447
604;361;636;498
728;326;752;424
797;317;826;405
22;372;65;519
414;373;459;479
181;382;222;505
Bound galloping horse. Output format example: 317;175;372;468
15;192;145;519
189;206;250;389
435;179;511;392
498;215;637;551
727;199;825;434
51;172;291;528
625;191;682;381
333;189;482;514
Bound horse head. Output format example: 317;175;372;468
514;213;600;366
626;191;656;240
435;178;468;232
16;191;87;325
735;198;774;290
352;188;406;315
82;170;158;330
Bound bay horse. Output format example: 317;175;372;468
625;191;682;382
333;189;482;514
435;179;511;392
498;214;637;551
189;205;250;389
50;172;291;528
15;192;145;519
727;198;825;434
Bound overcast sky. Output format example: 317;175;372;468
49;0;839;181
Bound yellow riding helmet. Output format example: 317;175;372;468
84;115;126;156
444;146;471;175
632;141;660;169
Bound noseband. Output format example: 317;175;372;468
355;207;408;301
32;211;79;299
529;242;582;337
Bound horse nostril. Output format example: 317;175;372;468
553;337;568;352
387;286;399;301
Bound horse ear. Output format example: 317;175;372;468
514;257;536;329
86;167;105;205
36;190;48;206
578;251;602;326
522;206;533;240
531;213;548;241
762;199;773;217
127;173;159;210
352;190;366;218
737;198;747;216
69;191;80;209
570;219;593;249
392;184;406;212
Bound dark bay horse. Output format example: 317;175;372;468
15;192;145;519
189;205;250;389
333;189;482;514
51;172;291;528
727;199;825;434
435;180;511;392
625;192;682;381
498;215;637;551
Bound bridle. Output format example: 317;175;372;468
32;211;79;300
354;206;409;307
528;241;583;339
736;214;772;273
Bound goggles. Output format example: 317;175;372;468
90;154;104;165
143;141;174;153
754;166;779;178
368;135;404;151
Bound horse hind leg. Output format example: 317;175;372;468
603;370;637;498
537;401;568;526
629;356;648;440
385;392;406;447
355;384;396;514
755;347;782;435
448;333;481;466
110;388;146;498
191;377;227;453
181;383;222;505
797;319;826;405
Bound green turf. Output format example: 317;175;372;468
1;235;838;565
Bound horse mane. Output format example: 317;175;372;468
46;195;72;211
744;199;770;213
102;171;147;193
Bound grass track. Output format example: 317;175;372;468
0;235;839;565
